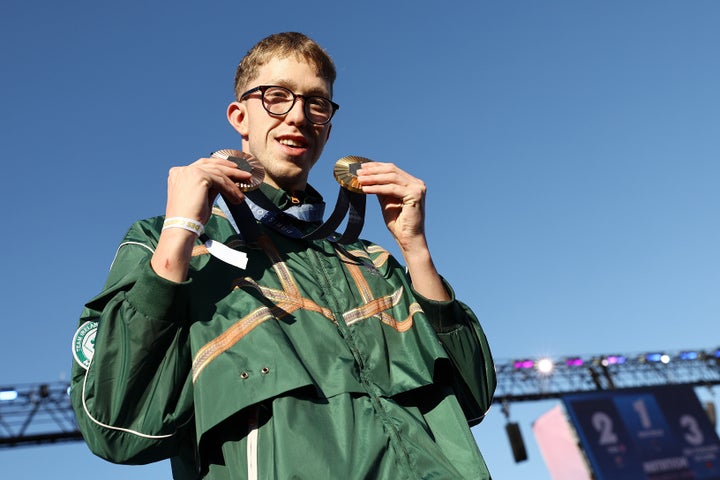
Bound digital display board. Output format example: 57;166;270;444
563;385;720;480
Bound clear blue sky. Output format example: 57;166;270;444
2;1;719;478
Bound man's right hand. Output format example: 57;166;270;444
151;157;253;282
165;156;253;225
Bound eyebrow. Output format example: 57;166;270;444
269;80;331;98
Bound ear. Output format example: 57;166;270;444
227;101;248;138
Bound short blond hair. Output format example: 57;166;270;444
234;32;337;100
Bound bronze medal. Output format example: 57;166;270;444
211;149;265;192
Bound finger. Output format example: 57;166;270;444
356;161;396;173
195;157;254;184
360;175;426;204
166;162;244;216
357;162;418;187
192;158;254;202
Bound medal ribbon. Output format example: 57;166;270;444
218;187;365;245
207;154;370;270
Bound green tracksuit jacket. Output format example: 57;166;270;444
71;189;496;479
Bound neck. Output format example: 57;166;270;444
265;178;307;196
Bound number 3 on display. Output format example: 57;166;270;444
680;414;704;446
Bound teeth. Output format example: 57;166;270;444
279;139;304;148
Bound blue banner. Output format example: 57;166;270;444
563;385;720;480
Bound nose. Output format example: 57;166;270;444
284;97;307;125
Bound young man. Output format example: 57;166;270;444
71;32;496;479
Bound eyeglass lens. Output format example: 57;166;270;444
262;86;334;124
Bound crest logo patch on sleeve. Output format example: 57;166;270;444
72;321;98;370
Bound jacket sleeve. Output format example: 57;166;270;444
414;281;497;427
70;219;196;465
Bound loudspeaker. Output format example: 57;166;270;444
505;422;528;463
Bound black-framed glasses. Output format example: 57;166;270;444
240;85;339;125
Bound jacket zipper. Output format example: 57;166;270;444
308;245;417;476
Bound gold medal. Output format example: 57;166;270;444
333;155;371;194
211;149;265;191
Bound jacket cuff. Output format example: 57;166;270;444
125;262;191;322
412;278;467;333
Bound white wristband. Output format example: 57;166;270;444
162;217;205;236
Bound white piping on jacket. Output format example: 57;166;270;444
247;406;259;480
109;241;155;271
80;360;191;439
81;240;191;440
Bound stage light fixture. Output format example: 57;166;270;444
601;355;626;366
679;351;699;361
565;357;584;367
513;359;534;369
536;358;554;374
0;389;18;401
644;352;671;364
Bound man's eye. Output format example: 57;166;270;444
266;89;291;101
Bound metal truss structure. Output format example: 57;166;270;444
0;382;81;448
1;346;718;448
493;346;720;403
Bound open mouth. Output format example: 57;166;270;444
278;137;308;151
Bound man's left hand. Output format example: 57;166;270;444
356;162;427;252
